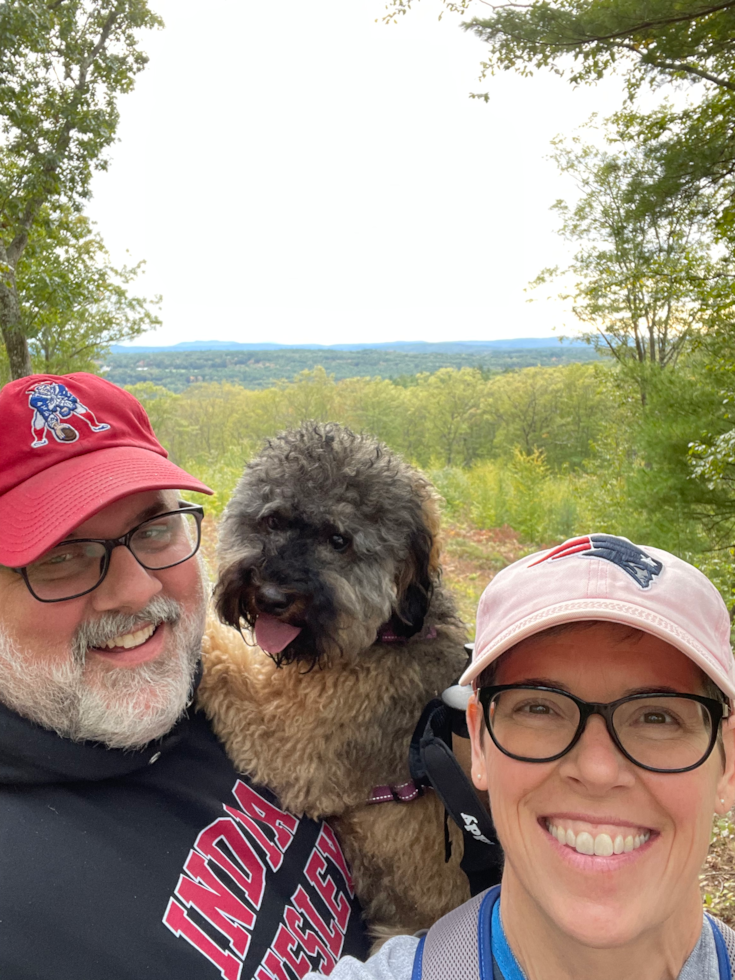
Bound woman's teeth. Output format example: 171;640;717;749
101;624;156;650
546;820;650;856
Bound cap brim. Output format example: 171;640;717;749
0;446;213;567
460;598;735;702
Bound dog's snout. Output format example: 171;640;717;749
256;584;294;614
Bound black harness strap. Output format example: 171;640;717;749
409;696;503;896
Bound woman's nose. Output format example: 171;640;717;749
558;714;636;790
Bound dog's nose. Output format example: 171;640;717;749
256;584;294;614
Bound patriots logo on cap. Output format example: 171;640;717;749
530;534;663;589
27;381;110;448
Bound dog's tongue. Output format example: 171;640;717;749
255;614;302;654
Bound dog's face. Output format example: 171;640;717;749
215;424;441;667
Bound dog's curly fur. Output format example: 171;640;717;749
197;423;471;937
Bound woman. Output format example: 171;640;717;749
305;533;735;980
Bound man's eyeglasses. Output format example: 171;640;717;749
12;502;204;603
478;684;729;774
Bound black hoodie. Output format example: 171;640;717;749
0;700;368;979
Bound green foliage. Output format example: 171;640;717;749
0;0;162;378
17;205;161;374
0;1;162;209
622;358;730;549
431;452;583;544
488;362;617;469
456;1;735;247
127;362;612;476
532;118;735;401
461;2;735;94
411;367;492;466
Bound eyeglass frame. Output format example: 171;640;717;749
477;684;730;774
11;501;205;603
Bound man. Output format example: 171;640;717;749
0;373;368;980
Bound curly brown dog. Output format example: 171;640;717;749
197;423;471;939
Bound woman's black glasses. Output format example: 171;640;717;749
478;684;728;774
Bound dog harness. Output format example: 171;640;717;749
367;780;422;804
376;624;438;643
368;624;437;806
412;886;735;980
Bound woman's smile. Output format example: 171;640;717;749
544;815;653;854
540;815;658;874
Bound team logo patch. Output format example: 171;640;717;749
27;382;110;448
530;534;663;589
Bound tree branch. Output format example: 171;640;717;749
612;41;735;90
561;2;735;47
486;2;735;69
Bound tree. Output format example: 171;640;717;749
489;362;615;468
16;205;160;374
461;2;735;93
0;0;162;379
386;1;735;236
532;122;735;402
461;2;735;231
413;367;491;466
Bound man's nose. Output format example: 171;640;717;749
558;714;636;791
91;544;162;612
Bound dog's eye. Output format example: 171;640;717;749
329;533;350;552
265;514;283;531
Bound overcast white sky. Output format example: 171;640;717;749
87;0;627;348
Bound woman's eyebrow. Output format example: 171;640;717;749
513;678;571;690
621;685;683;697
508;681;687;698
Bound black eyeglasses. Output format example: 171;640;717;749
13;502;204;603
478;685;729;774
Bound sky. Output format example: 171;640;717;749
87;0;627;348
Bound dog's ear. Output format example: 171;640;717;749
213;561;252;634
388;523;435;639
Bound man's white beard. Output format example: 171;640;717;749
0;592;206;750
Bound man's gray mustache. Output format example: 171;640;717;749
72;596;183;662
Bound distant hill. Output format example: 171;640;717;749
110;337;585;355
104;342;599;393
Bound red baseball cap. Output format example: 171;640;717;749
0;372;212;567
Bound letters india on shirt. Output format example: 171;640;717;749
164;779;357;980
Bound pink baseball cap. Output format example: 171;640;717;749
461;533;735;701
0;372;212;567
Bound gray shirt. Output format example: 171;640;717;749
303;914;720;980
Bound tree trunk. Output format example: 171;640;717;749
0;272;32;380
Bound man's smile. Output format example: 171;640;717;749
90;622;166;666
98;623;157;650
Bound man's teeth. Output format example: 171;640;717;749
101;624;156;650
546;820;650;856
